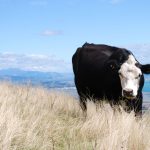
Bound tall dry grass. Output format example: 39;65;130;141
0;82;149;150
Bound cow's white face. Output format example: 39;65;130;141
118;55;142;99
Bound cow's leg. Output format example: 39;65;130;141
80;98;87;111
134;98;142;117
79;97;87;118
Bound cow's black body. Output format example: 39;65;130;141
72;43;146;115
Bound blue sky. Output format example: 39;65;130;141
0;0;150;72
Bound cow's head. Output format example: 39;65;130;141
118;55;150;99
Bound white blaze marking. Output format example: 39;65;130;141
119;55;142;98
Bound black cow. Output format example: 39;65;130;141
72;43;150;115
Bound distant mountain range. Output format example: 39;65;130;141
0;68;75;88
0;68;149;91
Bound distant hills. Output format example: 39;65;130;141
0;68;149;91
0;68;75;88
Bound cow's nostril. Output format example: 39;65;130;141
123;89;133;97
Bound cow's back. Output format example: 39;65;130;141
72;43;121;99
72;43;116;75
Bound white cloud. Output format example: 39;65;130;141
0;53;72;73
110;0;124;4
29;0;48;6
41;30;62;36
99;0;124;4
1;43;149;73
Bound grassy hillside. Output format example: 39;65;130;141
0;82;149;150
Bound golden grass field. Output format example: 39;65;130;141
0;82;150;150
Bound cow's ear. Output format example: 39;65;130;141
141;64;150;74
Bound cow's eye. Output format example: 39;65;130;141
119;72;123;77
135;74;141;79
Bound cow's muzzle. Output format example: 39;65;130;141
123;89;136;99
